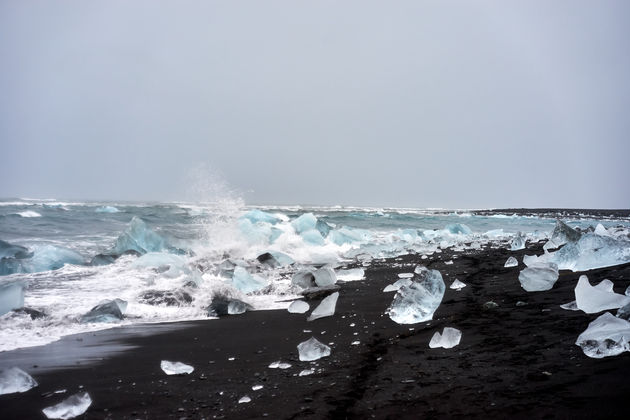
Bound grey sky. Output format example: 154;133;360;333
1;0;628;208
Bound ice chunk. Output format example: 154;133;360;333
551;219;581;246
160;360;194;375
504;256;518;268
560;301;579;311
307;292;339;321
292;213;318;234
315;219;332;237
241;209;280;225
0;239;33;260
429;327;462;349
336;268;365;282
299;369;315;376
113;217;167;254
252;384;263;391
445;223;472;235
132;252;191;278
0;280;25;316
237;218;274;244
95;206;119;213
231;267;267;294
256;251;294;268
80;299;127;323
138;289;193;307
510;233;526;251
297;337;331;361
575;275;630;314
617;303;630;320
575;312;630;358
387;266;445;324
0;367;38;395
291;269;316;288
8;245;84;274
548;234;630;272
42;392;92;419
238;395;251;404
313;267;337;287
398;273;414;278
268;361;292;369
288;300;310;314
449;279;466;290
300;229;325;245
518;262;559;292
329;227;371;246
594;223;610;237
207;294;252;317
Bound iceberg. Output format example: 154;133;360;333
387;266;445;324
518;262;559;292
288;300;310;314
429;327;462;349
445;223;473;235
504;256;518;268
574;276;630;314
313;267;337;287
42;392;92;419
0;367;38;395
240;209;280;225
207;294;253;317
510;233;526;251
113;217;168;255
297;337;331;361
307;292;339;321
449;279;466;290
0;280;25;316
575;312;630;358
160;360;194;375
231;266;267;294
80;299;127;323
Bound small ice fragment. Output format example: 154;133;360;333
42;392;92;419
238;395;251;404
0;367;38;395
429;327;462;349
560;301;579;311
575;312;630;358
504;256;518;268
449;279;466;290
288;300;310;314
398;273;414;279
268;361;292;369
575;275;630;314
228;357;235;361
252;385;263;391
307;292;339;321
387;266;445;324
299;369;315;376
351;341;360;345
518;262;559;292
444;260;453;265
297;337;331;361
160;360;194;375
336;268;365;282
383;278;412;293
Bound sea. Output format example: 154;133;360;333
1;198;629;353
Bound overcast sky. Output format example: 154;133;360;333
1;1;628;208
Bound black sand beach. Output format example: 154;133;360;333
2;242;630;419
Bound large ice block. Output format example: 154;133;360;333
518;262;559;292
574;275;630;314
113;217;167;254
575;312;630;358
240;209;280;225
292;213;318;234
387;266;445;324
0;367;38;395
307;292;339;321
313;267;337;287
297;337;331;361
231;266;267;294
42;392;92;419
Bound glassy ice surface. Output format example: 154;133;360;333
307;292;339;321
510;233;526;251
291;213;318;234
575;275;630;314
241;209;280;225
383;278;413;293
336;268;365;282
160;360;194;375
232;266;267;294
388;267;445;324
550;220;582;247
288;300;310;314
429;327;462;349
518;263;559;292
238;395;251;404
313;267;337;287
297;337;331;361
0;367;38;395
291;269;316;288
80;299;127;323
113;216;166;254
576;312;630;358
617;303;630;321
0;280;25;316
504;256;518;268
299;369;315;376
42;392;92;419
445;223;472;235
560;301;579;311
449;279;466;290
268;361;292;369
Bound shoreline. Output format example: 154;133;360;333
1;244;630;419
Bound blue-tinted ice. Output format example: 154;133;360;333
387;266;445;324
0;367;38;395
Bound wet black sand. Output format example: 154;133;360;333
2;243;630;419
